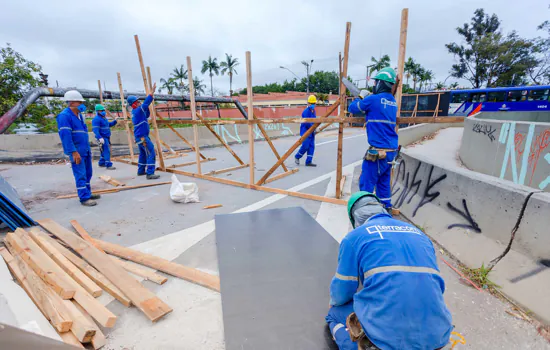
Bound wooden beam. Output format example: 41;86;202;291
163;152;189;160
336;22;351;199
167;158;216;169
155;120;208;160
110;255;168;285
339;175;346;197
5;230;75;299
256;100;340;185
263;168;299;184
204;163;249;176
31;229;132;307
27;230;103;298
99;175;125;187
155;117;363;125
62;299;96;343
59;332;85;348
38;219;173;322
0;247;73;333
134;35;166;170
246;51;255;184
397;116;464;124
252;113;288;172
92;239;220;292
72;301;106;349
395;8;409;119
117;73;135;162
203;204;223;210
69;220;104;253
159;139;177;155
57;181;171;199
186;56;203;175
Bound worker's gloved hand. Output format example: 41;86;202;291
359;90;371;99
98;138;105;145
71;151;82;165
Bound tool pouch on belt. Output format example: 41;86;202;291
346;312;365;342
364;148;387;162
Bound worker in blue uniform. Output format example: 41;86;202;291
56;90;100;206
325;191;453;350
348;67;399;209
127;82;160;180
294;95;318;167
92;104;119;170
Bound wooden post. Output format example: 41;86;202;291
134;35;166;170
116;73;135;161
246;51;254;185
434;93;441;119
395;8;409;124
336;22;351;199
186;56;202;175
146;66;165;160
97;80;104;104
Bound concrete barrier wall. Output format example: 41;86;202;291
460;117;550;192
475;111;550;123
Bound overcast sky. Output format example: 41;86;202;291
1;0;548;96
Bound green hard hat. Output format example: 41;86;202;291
95;104;105;111
347;191;380;227
373;67;396;84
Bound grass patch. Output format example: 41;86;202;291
461;263;500;292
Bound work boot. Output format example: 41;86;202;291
98;164;106;167
295;158;300;165
81;199;97;207
90;194;101;200
106;166;117;170
146;174;160;180
137;172;146;176
305;163;317;167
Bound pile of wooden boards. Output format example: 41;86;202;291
0;219;220;349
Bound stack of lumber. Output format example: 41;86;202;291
0;174;35;230
0;219;221;348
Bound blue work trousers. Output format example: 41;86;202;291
326;301;357;350
98;138;113;168
295;134;315;164
359;151;396;208
137;136;156;175
70;153;93;202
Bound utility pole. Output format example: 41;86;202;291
302;59;314;94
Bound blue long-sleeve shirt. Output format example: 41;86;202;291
92;114;117;139
56;107;91;157
300;106;316;136
330;213;452;349
348;92;398;149
132;95;154;140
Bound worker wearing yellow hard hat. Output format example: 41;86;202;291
294;95;318;167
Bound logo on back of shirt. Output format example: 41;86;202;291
381;98;397;109
365;224;423;239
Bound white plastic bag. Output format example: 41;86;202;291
169;174;199;203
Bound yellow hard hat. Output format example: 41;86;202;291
307;95;317;104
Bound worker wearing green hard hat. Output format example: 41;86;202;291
92;104;119;170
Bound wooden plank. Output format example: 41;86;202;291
117;73;136;162
256;100;340;185
336;22;351;199
27;230;103;298
39;219;173;322
99;175;125;187
339;175;346;197
72;301;106;349
5;229;76;299
134;35;165;170
92;239;220;292
32;229;132;307
57;181;171;199
156;121;208;160
397;116;464;124
167;157;216;169
110;255;168;285
163;152;189;160
187;56;203;175
59;331;85;348
253;113;288;172
205;163;249;176
62;299;96;343
395;8;409;118
69;220;104;253
154;117;363;125
203;204;223;210
263;168;299;184
159;139;177;155
246;51;255;185
0;247;73;333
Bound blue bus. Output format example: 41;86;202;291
449;85;550;116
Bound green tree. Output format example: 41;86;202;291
419;69;434;91
404;57;416;86
201;55;220;97
193;77;206;96
220;54;239;97
435;82;446;90
527;21;550;84
170;65;188;93
306;71;340;94
160;77;178;94
411;63;424;91
370;54;391;74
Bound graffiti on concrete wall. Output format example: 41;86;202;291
472;123;497;142
392;158;482;233
213;123;293;145
498;122;550;189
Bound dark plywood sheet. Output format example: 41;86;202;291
215;207;339;350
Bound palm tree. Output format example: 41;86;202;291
420;69;434;91
192;77;206;96
170;65;188;93
450;82;460;89
220;54;239;96
201;55;220;97
159;77;177;95
412;64;424;92
404;57;416;86
435;82;446;90
370;54;391;74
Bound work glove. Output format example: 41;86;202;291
359;90;371;99
98;138;105;145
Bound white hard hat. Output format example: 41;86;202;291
63;90;85;102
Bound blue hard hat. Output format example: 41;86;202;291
127;95;138;105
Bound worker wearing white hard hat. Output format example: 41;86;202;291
56;90;100;206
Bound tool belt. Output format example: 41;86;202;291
136;137;146;145
364;147;397;162
346;312;378;349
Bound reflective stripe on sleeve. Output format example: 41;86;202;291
334;272;359;281
364;265;440;279
356;101;364;113
134;120;147;128
332;323;345;337
367;119;396;125
59;127;72;131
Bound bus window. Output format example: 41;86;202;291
508;90;528;102
528;89;549;101
469;92;487;103
487;91;506;102
451;92;468;104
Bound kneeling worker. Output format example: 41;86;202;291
326;191;453;350
294;94;318;167
57;90;101;206
127;82;160;179
92;104;119;170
